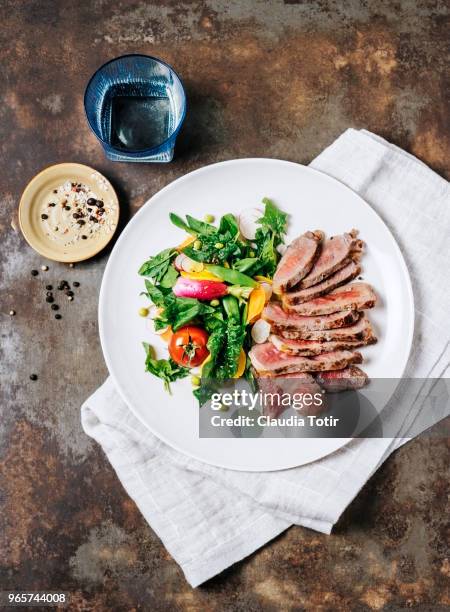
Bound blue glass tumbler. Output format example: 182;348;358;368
84;54;186;162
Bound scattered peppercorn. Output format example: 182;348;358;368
9;309;16;316
65;290;74;297
41;214;48;220
81;235;87;240
46;291;53;297
97;200;104;208
49;202;56;206
46;284;53;290
73;281;80;287
67;296;74;301
30;374;38;381
89;216;98;223
55;314;62;319
77;219;85;225
31;269;39;276
64;205;71;211
97;209;104;216
72;213;80;219
51;304;59;311
46;296;54;303
57;283;65;290
41;265;48;271
87;197;96;206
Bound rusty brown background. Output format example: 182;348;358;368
0;0;449;610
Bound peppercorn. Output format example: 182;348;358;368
55;314;62;319
30;374;38;381
31;269;38;276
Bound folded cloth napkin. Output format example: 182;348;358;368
81;129;450;587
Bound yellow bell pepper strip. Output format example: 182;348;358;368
176;235;196;251
247;286;266;323
254;275;273;284
180;270;223;282
233;348;246;378
159;327;173;343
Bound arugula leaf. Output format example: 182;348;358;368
143;343;189;392
202;317;245;379
138;248;177;282
258;198;288;243
254;227;278;277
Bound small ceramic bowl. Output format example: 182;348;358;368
19;163;119;263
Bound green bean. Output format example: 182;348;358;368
222;295;240;319
204;264;257;287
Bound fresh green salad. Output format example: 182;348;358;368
138;198;288;402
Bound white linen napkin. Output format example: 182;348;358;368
81;129;450;587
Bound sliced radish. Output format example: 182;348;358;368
251;319;271;344
175;253;204;273
239;208;262;240
182;257;204;273
174;253;187;271
260;282;273;303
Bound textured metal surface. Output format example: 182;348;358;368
0;0;449;609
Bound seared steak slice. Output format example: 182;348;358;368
270;333;376;355
263;303;359;332
249;342;362;375
272;230;323;294
316;366;368;392
282;260;361;306
274;314;375;342
298;230;363;289
284;282;377;316
258;373;324;417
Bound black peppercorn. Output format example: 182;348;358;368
46;284;53;291
87;197;96;206
46;296;54;303
30;374;38;381
73;281;80;287
51;304;59;311
41;214;48;220
31;269;39;276
55;314;62;319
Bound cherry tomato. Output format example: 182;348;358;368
168;326;209;368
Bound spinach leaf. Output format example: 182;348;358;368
254;227;278;277
218;213;239;237
159;265;179;288
169;213;197;235
186;214;216;235
232;257;262;275
138;248;177;282
143;343;189;392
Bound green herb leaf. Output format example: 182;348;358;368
159;265;179;288
169;213;197;235
186;214;216;235
258;198;288;242
138;248;177;283
143;343;189;392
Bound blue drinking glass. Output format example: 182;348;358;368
84;54;186;162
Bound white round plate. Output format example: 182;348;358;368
99;159;414;471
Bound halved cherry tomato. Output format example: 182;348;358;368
169;325;209;368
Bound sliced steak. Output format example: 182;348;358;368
316;366;368;392
270;333;376;356
272;230;323;294
284;282;377;316
282;260;361;306
249;342;362;375
258;373;324;417
263;302;359;332
298;229;363;289
274;314;375;342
